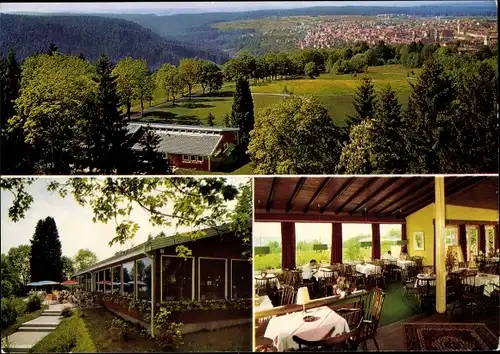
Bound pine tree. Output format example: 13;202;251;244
370;85;408;173
30;217;63;282
207;112;215;127
404;60;453;173
345;77;376;133
230;79;254;148
136;126;172;174
89;54;133;174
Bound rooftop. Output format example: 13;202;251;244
128;122;239;133
132;132;223;157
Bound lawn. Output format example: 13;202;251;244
133;65;418;127
80;307;252;352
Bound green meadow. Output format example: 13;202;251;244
132;65;419;127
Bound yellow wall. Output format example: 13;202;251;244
406;203;499;265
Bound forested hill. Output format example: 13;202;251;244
0;14;230;68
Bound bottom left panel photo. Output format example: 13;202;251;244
0;176;253;353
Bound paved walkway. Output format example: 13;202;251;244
5;303;74;353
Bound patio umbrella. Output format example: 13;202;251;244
37;280;60;292
61;280;77;286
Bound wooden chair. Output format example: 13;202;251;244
280;285;296;306
292;322;361;352
370;261;386;289
320;270;334;297
336;307;364;329
255;278;272;296
402;266;418;298
350;288;385;351
349;265;366;289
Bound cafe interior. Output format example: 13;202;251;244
253;176;499;351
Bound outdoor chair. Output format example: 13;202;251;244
349;288;385;351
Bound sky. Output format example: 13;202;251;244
0;1;483;14
1;177;248;261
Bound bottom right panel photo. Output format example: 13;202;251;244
253;176;499;352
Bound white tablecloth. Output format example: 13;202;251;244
255;274;281;289
397;259;416;269
256;295;274;312
465;273;499;296
345;260;363;265
355;263;381;276
264;306;350;352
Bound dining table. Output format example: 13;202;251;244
396;259;416;269
464;273;500;297
255;295;274;312
264;305;350;352
255;273;281;289
355;263;381;276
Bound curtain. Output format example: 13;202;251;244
281;222;296;270
495;224;499;251
401;224;408;254
372;223;381;260
458;224;467;262
331;223;343;264
478;225;486;254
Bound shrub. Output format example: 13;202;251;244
153;309;183;349
26;293;43;312
61;306;74;318
1;280;13;298
1;298;19;328
109;317;133;341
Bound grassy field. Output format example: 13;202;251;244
133;65;418;127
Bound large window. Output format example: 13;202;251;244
104;268;111;293
296;223;331;267
161;256;194;301
342;224;372;262
380;224;402;258
93;272;98;291
231;259;252;299
85;274;91;291
136;257;152;300
123;261;135;295
112;265;121;293
445;226;459;247
199;258;227;300
486;226;495;254
99;270;105;291
254;222;282;271
466;226;478;261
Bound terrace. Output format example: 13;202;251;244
253;176;499;351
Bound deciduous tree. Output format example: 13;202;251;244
178;58;201;99
73;249;98;273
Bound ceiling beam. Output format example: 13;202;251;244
265;177;279;212
335;179;377;214
349;178;398;215
303;178;331;214
255;212;406;224
377;178;435;215
286;178;306;212
366;177;420;213
404;177;488;216
319;178;355;214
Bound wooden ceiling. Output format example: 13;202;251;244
254;176;498;223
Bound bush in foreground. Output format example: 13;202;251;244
26;293;43;312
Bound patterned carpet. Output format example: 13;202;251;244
404;322;499;351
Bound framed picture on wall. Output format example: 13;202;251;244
414;231;425;251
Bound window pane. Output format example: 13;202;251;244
486;227;495;254
296;223;331;267
445;227;458;247
466;226;478;261
161;256;193;301
112;265;121;293
105;268;111;293
231;260;252;299
136;258;152;300
199;258;226;300
342;224;372;262
253;222;282;271
99;270;105;291
123;261;135;295
94;272;98;291
380;224;401;258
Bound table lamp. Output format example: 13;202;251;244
296;286;310;315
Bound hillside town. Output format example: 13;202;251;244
299;16;498;49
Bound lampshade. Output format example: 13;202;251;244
313;244;328;251
296;286;310;305
254;246;271;256
447;245;464;263
397;240;408;245
360;241;372;248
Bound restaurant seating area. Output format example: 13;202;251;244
254;176;499;351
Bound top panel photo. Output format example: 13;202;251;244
0;1;497;176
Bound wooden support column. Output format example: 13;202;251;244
331;223;343;264
401;224;408;254
372;223;381;260
458;224;467;262
435;176;446;314
478;225;486;254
